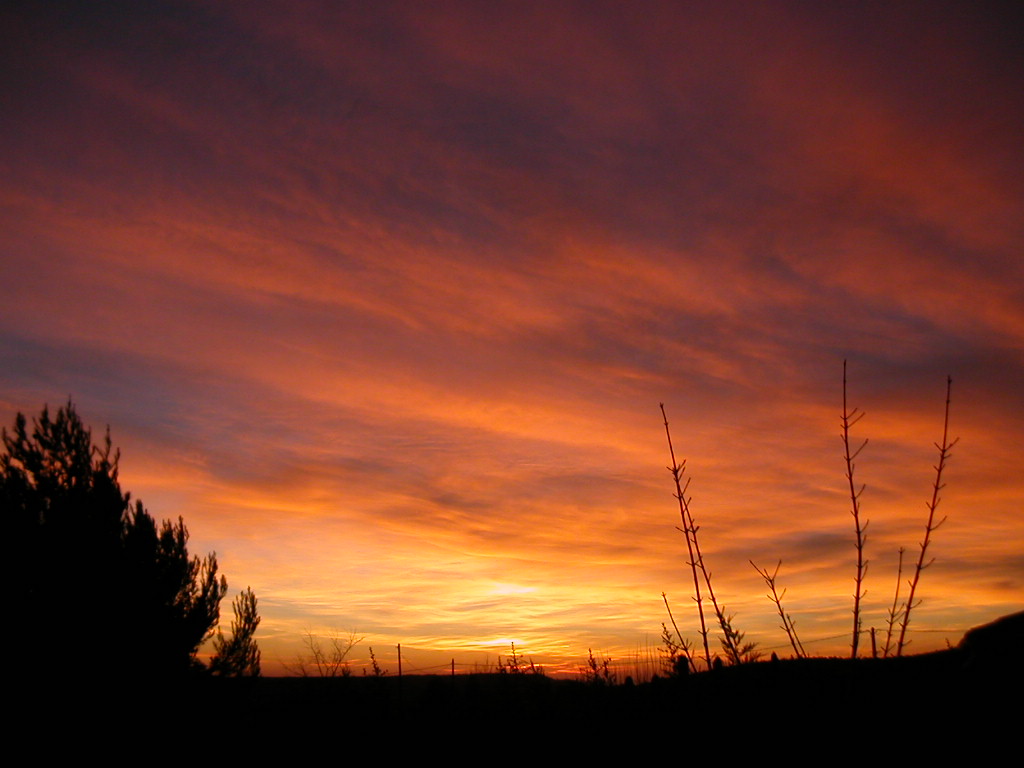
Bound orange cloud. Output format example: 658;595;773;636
2;1;1021;674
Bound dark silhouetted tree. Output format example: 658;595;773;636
210;587;261;677
2;401;240;679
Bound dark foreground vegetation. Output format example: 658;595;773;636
38;616;1011;749
17;617;1018;755
207;635;1018;728
4;402;259;684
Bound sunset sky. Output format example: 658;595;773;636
3;1;1022;675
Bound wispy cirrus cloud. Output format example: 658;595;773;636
2;1;1021;673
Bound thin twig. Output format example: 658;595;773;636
842;360;869;658
662;592;693;672
751;560;806;658
897;376;957;656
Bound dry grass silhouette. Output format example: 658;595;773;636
661;404;754;667
895;375;957;656
842;360;869;658
661;364;957;665
750;560;806;659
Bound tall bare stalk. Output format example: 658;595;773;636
660;403;711;669
842;360;869;658
660;404;743;666
751;560;806;658
897;376;957;656
882;546;905;658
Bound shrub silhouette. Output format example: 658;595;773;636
581;648;616;685
287;629;362;677
2;401;252;679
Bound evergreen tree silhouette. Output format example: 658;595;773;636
2;401;241;680
210;587;261;677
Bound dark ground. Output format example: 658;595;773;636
19;612;1021;754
